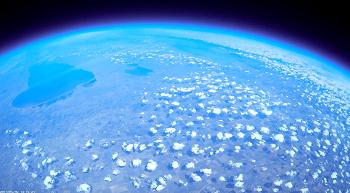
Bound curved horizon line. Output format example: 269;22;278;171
0;20;349;77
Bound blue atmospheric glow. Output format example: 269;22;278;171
1;22;348;79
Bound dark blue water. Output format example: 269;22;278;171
12;63;95;108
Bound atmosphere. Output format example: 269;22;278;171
0;1;349;68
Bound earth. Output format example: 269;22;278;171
1;25;350;193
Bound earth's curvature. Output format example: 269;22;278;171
1;25;350;193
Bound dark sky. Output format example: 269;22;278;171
0;0;349;69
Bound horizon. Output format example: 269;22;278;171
1;23;350;81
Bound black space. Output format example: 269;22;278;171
0;0;349;69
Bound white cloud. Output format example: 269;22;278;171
46;157;56;164
116;159;126;167
229;161;243;168
274;180;283;186
248;109;258;116
124;144;134;152
164;174;172;180
273;134;284;142
186;122;194;126
22;140;33;148
287;150;296;157
22;149;30;155
191;144;200;154
112;153;118;160
260;127;269;134
172;101;180;106
246;125;255;131
133;143;139;150
172;161;179;169
150;181;158;189
285;182;293;188
235;146;241;153
165;128;176;134
146;160;158;171
291;136;298;142
237;132;245;138
132;159;142;167
31;173;38;178
235;174;243;181
235;123;243;130
173;143;185;150
64;171;77;182
150;127;158;134
161;93;172;97
82;167;89;173
133;181;140;188
65;158;74;166
186;162;195;169
234;174;244;187
217;132;223;140
104;176;112;182
212;108;221;115
158;177;167;185
235;181;244;187
157;144;167;153
139;144;147;151
113;169;120;175
76;184;91;193
331;172;337;178
179;87;195;92
219;176;226;181
286;170;297;177
50;170;60;177
251;132;262;140
262;109;272;115
191;173;202;182
156;185;165;191
259;90;266;95
43;176;55;189
200;168;212;176
92;154;99;161
254;186;263;192
314;128;321;133
223;133;233;140
191;131;197;138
